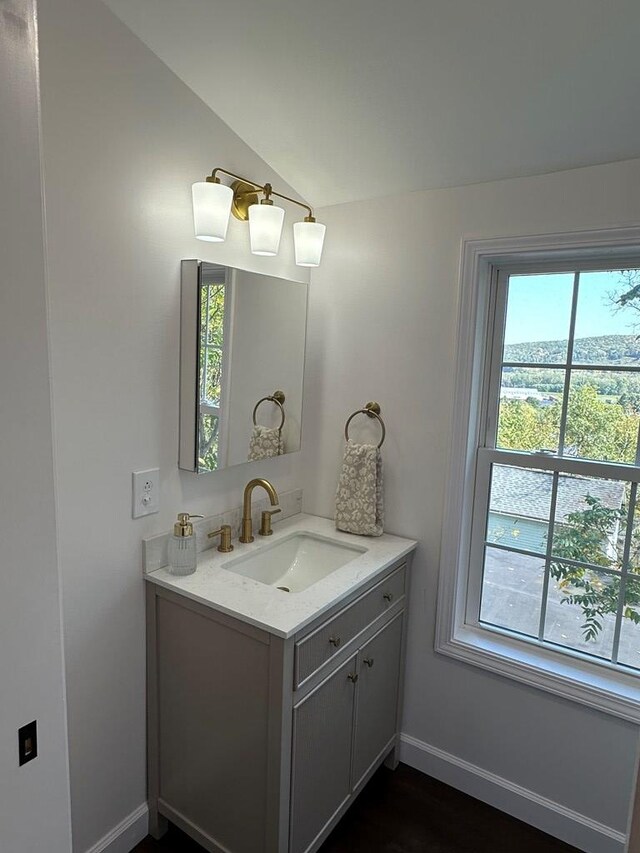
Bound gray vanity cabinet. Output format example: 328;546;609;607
290;655;358;853
146;555;410;853
351;613;404;788
290;613;405;853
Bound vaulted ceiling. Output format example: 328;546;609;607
102;0;640;208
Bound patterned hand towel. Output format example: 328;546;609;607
248;425;283;461
335;440;384;537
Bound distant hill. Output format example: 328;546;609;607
504;334;640;366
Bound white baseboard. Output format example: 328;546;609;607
84;803;148;853
399;734;626;853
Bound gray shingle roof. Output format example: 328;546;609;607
490;466;625;522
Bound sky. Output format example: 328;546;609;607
504;270;640;345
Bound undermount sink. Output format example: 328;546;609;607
223;531;367;593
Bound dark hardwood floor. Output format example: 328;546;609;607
134;764;580;853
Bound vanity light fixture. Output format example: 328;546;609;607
192;167;326;267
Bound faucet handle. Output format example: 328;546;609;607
208;523;234;553
259;508;281;537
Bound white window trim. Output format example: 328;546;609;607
435;225;640;723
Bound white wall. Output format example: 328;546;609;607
0;1;72;850
304;158;640;842
37;0;307;849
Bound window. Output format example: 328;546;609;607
198;266;232;473
437;229;640;721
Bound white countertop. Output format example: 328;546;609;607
144;514;417;638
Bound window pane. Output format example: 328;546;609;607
551;473;627;570
573;269;640;364
503;273;574;364
480;546;544;638
543;565;617;660
564;373;640;463
617;576;640;670
204;284;225;346
200;347;223;406
198;413;220;473
497;368;564;452
487;465;552;554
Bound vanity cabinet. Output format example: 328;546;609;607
290;614;404;853
146;556;410;853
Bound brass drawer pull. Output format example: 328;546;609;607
329;635;341;648
383;592;393;602
347;672;359;683
363;657;374;668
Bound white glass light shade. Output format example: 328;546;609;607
248;203;285;256
192;181;233;242
293;220;326;267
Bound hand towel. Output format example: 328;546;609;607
248;425;283;461
335;439;384;536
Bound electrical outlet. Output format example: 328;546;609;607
18;720;37;766
132;469;160;518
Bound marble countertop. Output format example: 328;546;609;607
144;514;416;638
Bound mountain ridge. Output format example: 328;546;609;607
504;333;640;366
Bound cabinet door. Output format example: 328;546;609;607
352;613;403;789
290;654;358;853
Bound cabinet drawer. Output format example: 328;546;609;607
294;565;405;689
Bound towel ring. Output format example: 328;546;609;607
253;390;286;432
344;401;386;448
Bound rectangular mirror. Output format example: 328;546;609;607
179;260;308;474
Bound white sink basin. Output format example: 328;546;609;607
223;532;367;593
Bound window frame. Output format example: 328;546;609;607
435;226;640;723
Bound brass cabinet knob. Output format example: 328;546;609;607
347;672;358;683
383;592;393;602
363;657;374;668
329;635;341;648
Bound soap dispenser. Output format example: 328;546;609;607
168;513;202;576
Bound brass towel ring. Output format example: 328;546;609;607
344;401;386;449
253;390;286;432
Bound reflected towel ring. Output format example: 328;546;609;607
344;401;386;448
253;390;286;432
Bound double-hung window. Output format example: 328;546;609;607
437;230;640;721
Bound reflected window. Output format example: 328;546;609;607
198;267;231;472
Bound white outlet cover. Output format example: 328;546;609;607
132;469;160;518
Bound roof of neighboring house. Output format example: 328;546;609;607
490;466;625;522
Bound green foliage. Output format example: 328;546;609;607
619;392;640;414
504;334;640;366
549;496;640;642
497;385;639;463
198;283;226;472
199;284;225;406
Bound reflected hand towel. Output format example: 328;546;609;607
248;425;283;461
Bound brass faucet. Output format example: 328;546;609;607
240;478;279;543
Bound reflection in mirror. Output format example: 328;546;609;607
179;260;307;474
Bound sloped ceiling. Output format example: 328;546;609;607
102;0;640;208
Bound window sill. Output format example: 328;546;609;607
437;623;640;723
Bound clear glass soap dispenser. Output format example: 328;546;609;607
168;513;202;576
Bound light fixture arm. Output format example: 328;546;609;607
208;167;314;221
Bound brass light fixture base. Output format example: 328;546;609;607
230;180;260;221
